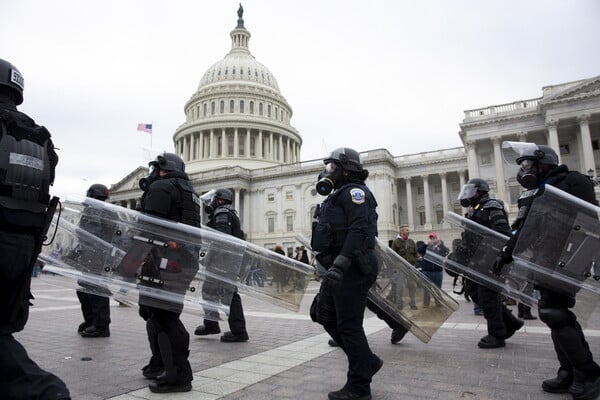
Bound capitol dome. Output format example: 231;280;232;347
173;6;301;173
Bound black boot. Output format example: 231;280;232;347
194;324;221;336
542;368;573;393
80;325;110;338
518;304;537;320
477;335;505;349
391;328;408;344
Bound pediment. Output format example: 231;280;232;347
541;76;600;104
110;166;148;192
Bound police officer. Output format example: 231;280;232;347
457;178;524;349
0;59;70;399
138;152;200;393
194;188;249;342
493;142;600;399
76;184;112;338
311;147;382;400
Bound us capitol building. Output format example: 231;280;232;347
110;7;600;256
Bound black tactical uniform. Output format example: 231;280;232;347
76;184;112;338
194;189;249;342
458;178;523;349
311;148;382;400
138;153;200;394
0;59;70;399
495;142;600;399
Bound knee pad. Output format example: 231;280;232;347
539;308;573;329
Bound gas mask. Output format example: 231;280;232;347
200;190;218;214
516;159;540;189
457;183;479;207
316;162;345;196
139;165;160;191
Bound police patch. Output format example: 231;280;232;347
350;188;365;204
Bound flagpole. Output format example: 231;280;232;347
150;120;153;148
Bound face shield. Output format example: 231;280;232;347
502;141;544;189
138;162;161;191
200;189;217;214
502;141;541;165
457;183;479;207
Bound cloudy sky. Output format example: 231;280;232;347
2;0;599;199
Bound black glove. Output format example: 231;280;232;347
492;245;513;276
322;255;352;294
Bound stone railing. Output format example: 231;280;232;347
464;98;541;120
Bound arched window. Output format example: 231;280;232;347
249;101;254;114
240;100;245;113
220;100;224;114
230;100;235;113
267;104;271;118
259;103;263;116
211;102;215;115
203;103;207;116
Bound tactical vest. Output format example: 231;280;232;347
172;178;200;227
0;108;53;218
210;205;244;239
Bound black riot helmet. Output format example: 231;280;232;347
86;183;109;201
0;58;24;105
214;188;233;204
316;147;364;196
458;178;489;207
503;141;559;189
323;147;363;172
139;152;185;191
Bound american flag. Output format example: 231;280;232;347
137;123;152;134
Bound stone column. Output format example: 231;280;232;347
422;175;432;229
459;170;467;213
258;130;263;159
269;132;274;161
221;129;227;157
242;189;250;232
209;129;214;158
546;119;561;164
492;136;506;202
198;131;203;159
245;129;251;157
578;114;596;174
278;134;284;162
405;177;414;229
234;189;240;210
234;128;239;157
190;133;195;161
440;172;449;222
465;140;479;178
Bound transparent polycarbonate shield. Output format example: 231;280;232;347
297;235;459;343
426;212;539;308
511;184;600;298
40;198;314;315
434;211;598;327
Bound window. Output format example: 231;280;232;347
593;140;599;151
267;193;275;202
203;103;207;116
480;152;492;165
240;100;245;113
259;103;263;116
250;101;254;114
417;186;424;195
267;217;275;233
419;212;426;225
230;100;234;113
436;210;444;224
220;100;224;114
267;104;271;118
286;215;294;232
451;182;460;191
560;144;570;155
434;184;442;193
211;102;215;115
250;136;256;156
285;191;293;201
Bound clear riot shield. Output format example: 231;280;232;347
426;212;538;308
511;184;600;298
431;211;598;327
40;199;314;318
297;235;459;343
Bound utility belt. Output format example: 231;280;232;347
316;248;374;276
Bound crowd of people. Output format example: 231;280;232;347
2;57;598;400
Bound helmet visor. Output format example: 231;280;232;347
324;162;338;173
457;183;479;201
519;159;536;170
502;141;540;165
200;189;217;207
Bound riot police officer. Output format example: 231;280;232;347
76;184;112;338
138;152;200;393
194;188;249;342
0;58;70;399
457;178;524;349
493;142;600;399
311;147;382;400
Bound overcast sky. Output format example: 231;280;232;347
2;0;599;199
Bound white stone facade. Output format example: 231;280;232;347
109;9;600;256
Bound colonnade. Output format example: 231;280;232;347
175;128;300;163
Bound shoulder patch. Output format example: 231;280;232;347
349;188;366;204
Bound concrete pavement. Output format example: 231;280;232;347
17;276;600;400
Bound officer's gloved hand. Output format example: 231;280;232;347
322;255;352;294
492;245;513;276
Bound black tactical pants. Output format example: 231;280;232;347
539;288;600;379
320;262;379;396
204;289;247;334
0;230;71;399
468;282;517;338
141;306;192;384
76;291;110;329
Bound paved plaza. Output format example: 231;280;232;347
18;276;600;400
